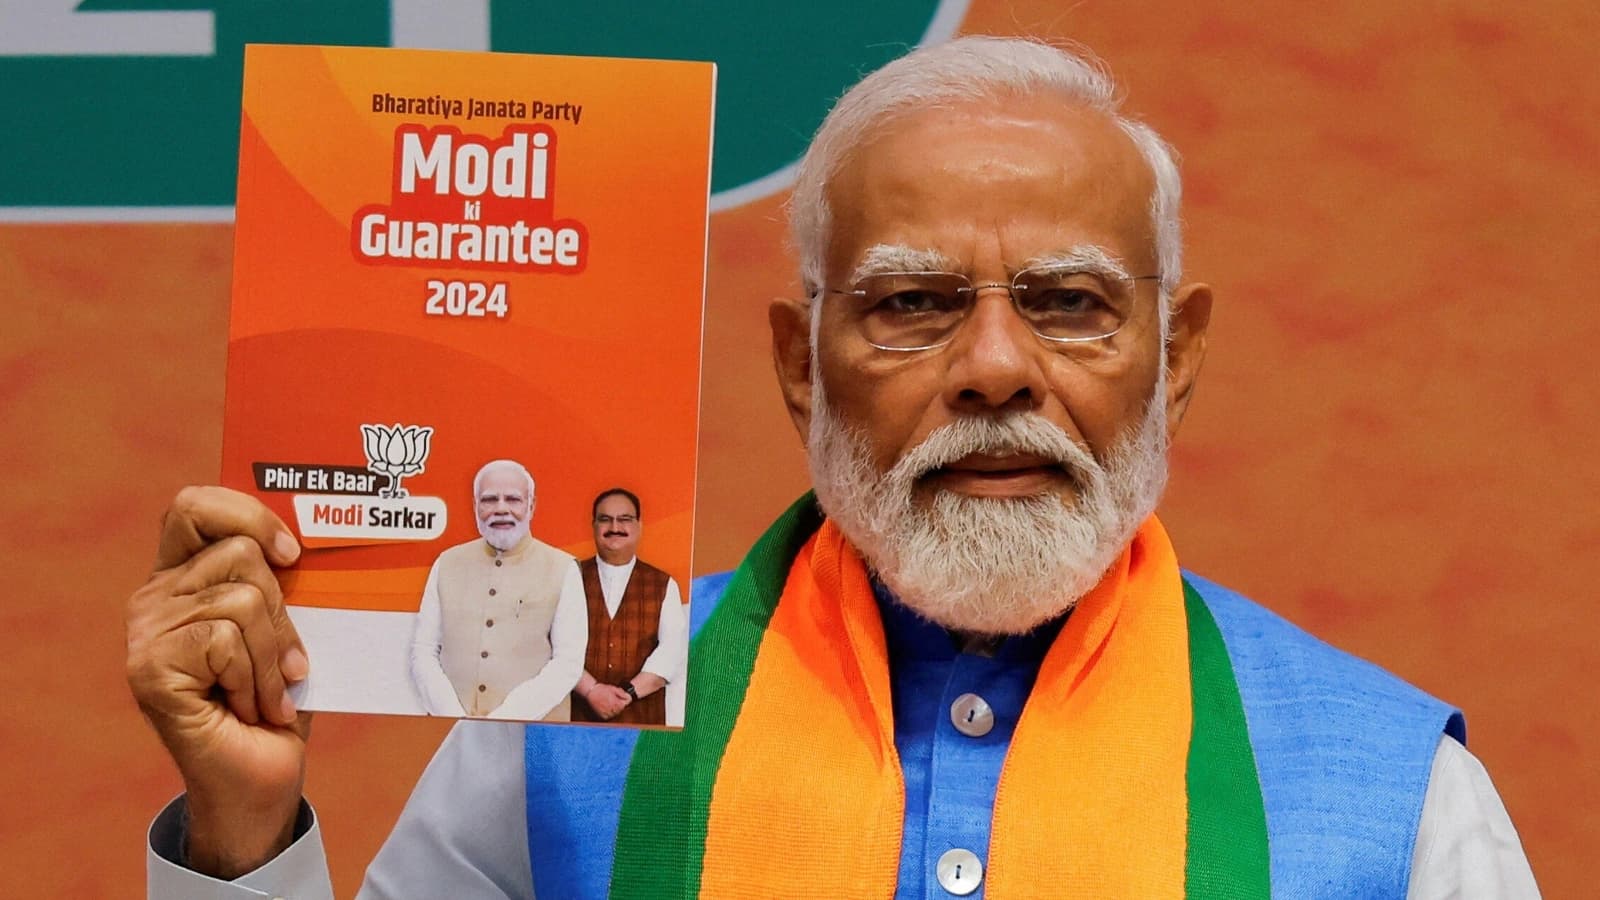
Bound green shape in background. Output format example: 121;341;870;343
0;0;954;209
487;0;951;199
1;1;392;207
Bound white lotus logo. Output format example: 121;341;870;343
361;423;433;498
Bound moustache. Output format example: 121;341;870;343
603;530;629;538
899;413;1099;485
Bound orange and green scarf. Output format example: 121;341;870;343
610;495;1270;898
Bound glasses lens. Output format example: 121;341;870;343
1013;268;1131;342
855;272;968;349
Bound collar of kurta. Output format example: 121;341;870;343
608;493;1271;899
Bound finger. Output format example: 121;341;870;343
157;486;300;573
128;537;271;670
182;581;298;726
190;618;260;725
171;534;278;598
173;534;309;686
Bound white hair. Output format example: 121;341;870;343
789;36;1183;330
808;371;1169;634
472;459;536;502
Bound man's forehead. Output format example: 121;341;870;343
824;94;1155;275
479;470;526;494
597;494;638;516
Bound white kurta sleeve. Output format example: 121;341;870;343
358;721;534;899
488;561;588;720
639;576;687;682
410;559;468;716
1407;736;1541;898
145;723;533;900
146;796;334;899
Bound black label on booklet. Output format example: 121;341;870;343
252;462;383;496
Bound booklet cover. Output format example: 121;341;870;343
221;44;714;727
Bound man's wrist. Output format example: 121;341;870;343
180;793;307;879
622;682;639;702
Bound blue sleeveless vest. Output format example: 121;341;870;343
524;570;1461;897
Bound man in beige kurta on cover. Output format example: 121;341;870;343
409;459;586;720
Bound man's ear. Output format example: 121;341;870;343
1163;282;1213;440
769;297;815;442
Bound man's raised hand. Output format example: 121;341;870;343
126;486;312;879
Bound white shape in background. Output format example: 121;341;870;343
287;605;686;725
0;206;234;223
390;0;490;51
0;0;214;56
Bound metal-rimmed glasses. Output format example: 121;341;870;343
824;266;1160;352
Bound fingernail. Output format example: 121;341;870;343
279;692;297;722
273;531;301;564
281;647;309;682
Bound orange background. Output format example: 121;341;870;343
1;3;1596;897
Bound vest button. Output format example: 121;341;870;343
481;650;489;658
494;559;502;567
936;848;983;895
950;693;995;738
488;588;497;596
478;684;486;692
486;619;494;627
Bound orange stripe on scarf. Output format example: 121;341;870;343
700;517;1190;898
699;522;904;898
987;517;1192;897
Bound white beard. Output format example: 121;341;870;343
479;515;530;552
807;375;1170;635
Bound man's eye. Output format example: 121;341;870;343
1027;288;1105;315
876;289;959;314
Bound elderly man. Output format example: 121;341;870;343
130;37;1537;898
571;488;687;726
409;459;586;720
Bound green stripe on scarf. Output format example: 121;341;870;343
609;494;824;898
1182;579;1272;897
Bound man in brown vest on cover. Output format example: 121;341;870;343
571;488;687;726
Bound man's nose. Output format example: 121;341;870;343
941;289;1048;413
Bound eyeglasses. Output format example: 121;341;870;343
595;514;638;526
824;266;1159;352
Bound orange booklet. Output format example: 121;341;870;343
222;44;714;726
